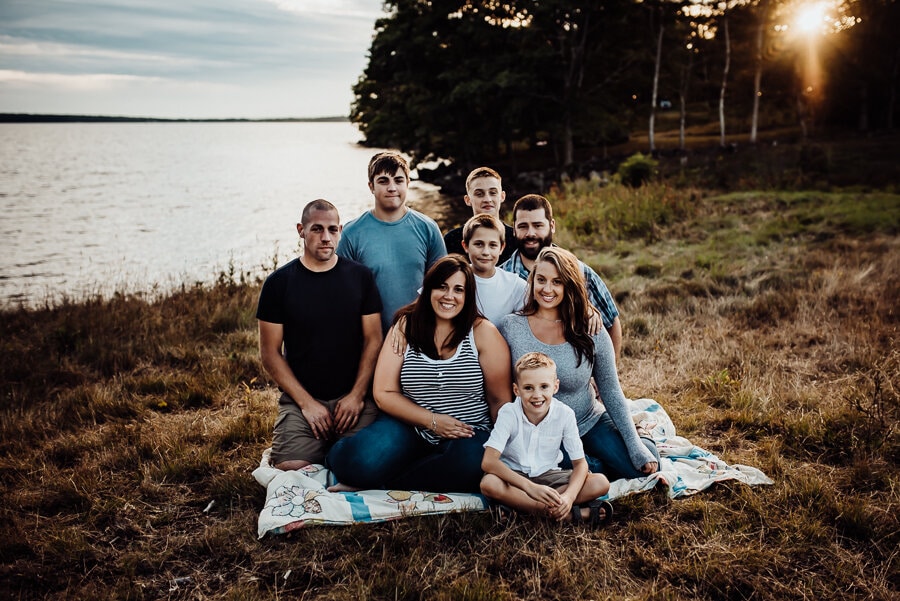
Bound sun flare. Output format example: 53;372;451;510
794;2;828;34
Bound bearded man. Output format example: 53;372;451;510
499;194;623;358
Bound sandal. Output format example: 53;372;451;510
570;503;584;525
493;503;516;526
587;499;613;527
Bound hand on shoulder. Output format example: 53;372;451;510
389;318;408;356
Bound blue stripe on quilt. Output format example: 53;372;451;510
343;493;372;522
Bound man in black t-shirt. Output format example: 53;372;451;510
256;199;383;471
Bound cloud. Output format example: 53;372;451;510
0;69;161;89
0;35;227;70
260;0;383;19
0;68;331;119
0;0;383;118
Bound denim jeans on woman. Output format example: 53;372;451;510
561;411;661;481
326;413;490;493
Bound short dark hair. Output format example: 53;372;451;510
300;199;338;225
512;194;553;222
368;151;410;183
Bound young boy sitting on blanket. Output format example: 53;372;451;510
480;352;613;525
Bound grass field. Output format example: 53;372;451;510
1;169;898;598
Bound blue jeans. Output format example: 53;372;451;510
326;413;489;493
561;412;660;481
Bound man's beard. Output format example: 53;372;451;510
518;233;553;261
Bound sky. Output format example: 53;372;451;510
0;0;387;119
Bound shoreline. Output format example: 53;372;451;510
1;183;462;311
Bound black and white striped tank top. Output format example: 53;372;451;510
400;328;490;444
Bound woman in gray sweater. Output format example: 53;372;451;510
497;247;659;480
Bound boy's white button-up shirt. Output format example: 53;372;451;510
484;397;585;477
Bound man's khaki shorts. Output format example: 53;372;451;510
271;392;378;465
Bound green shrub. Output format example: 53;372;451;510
617;152;658;187
551;180;696;245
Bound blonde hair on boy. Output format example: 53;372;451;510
465;166;502;191
462;213;506;245
513;351;557;383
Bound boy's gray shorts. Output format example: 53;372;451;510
514;468;574;490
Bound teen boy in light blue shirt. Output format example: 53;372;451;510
337;151;446;333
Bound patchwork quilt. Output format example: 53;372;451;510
254;398;773;538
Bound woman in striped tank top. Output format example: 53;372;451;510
328;255;512;493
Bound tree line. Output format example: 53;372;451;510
350;0;898;170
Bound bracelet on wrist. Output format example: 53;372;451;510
430;412;437;431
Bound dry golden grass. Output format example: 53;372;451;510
1;182;898;599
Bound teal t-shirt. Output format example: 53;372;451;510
337;208;446;333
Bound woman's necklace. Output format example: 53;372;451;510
529;313;565;345
532;314;562;323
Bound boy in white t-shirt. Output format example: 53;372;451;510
480;352;612;525
461;214;527;324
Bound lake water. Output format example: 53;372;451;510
0;122;453;307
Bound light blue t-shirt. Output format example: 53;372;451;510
337;208;446;332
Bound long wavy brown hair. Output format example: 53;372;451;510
521;247;594;366
394;254;480;360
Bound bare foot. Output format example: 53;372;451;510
326;483;362;493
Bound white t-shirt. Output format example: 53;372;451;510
474;269;527;324
484;398;585;477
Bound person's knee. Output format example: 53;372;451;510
327;441;388;488
344;400;379;437
328;434;387;475
455;438;491;479
328;417;418;486
480;474;503;498
586;473;610;497
272;402;327;467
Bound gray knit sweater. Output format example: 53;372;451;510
498;313;655;470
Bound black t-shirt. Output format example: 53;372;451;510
443;222;518;264
256;257;382;400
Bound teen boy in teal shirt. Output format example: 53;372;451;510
338;151;446;333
